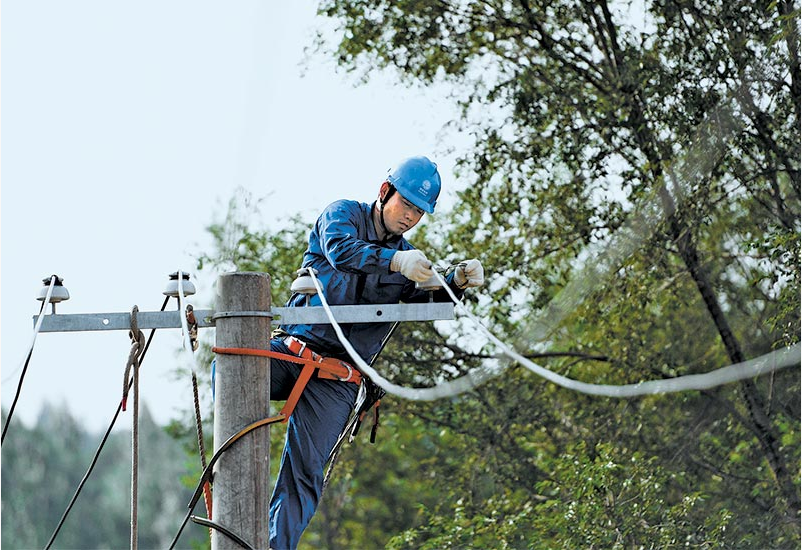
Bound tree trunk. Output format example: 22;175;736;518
660;184;800;521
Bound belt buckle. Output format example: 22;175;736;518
286;336;307;358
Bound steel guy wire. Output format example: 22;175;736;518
1;275;56;445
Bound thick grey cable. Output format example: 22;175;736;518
432;272;801;397
307;269;799;401
307;269;493;401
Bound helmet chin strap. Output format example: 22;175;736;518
378;184;397;238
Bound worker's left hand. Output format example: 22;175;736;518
454;259;484;289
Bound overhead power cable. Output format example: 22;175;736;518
306;269;800;401
2;275;56;445
304;60;801;401
432;271;800;397
44;296;169;550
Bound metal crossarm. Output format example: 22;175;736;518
33;303;454;332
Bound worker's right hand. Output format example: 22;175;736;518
391;249;434;283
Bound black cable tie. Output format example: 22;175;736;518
190;516;255;550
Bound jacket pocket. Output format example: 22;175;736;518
360;272;407;304
378;272;407;286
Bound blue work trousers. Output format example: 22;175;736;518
268;338;359;550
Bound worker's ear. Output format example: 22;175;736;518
379;181;392;202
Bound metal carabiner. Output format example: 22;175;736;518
335;362;354;383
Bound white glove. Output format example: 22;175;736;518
454;259;484;289
391;249;434;283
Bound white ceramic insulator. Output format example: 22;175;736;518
37;284;70;303
164;278;196;297
291;275;318;295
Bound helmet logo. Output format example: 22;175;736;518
419;179;431;196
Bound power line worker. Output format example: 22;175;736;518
268;156;484;549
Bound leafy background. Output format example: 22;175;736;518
3;1;799;549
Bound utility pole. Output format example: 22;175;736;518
30;271;454;547
212;272;272;550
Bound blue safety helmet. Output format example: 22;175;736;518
386;156;441;214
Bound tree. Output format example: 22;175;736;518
1;404;200;548
310;0;800;547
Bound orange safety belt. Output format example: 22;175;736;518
212;346;361;423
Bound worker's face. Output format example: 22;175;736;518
380;182;425;235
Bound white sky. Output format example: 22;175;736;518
1;1;469;432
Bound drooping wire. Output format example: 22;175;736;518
306;268;498;400
44;296;170;550
2;276;56;445
430;271;801;397
188;516;255;550
168;414;285;549
306;268;800;401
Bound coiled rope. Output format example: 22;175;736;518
44;296;169;550
123;306;146;550
306;269;800;401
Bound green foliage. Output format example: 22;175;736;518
309;0;800;547
165;3;802;547
307;412;451;548
387;442;732;549
1;404;202;549
531;442;731;549
196;187;309;304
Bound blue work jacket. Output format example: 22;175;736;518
280;199;462;363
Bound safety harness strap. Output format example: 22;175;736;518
212;345;363;424
280;363;315;422
212;346;360;382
